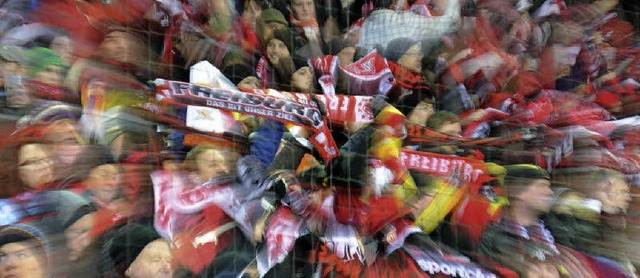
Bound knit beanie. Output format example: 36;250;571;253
267;28;295;56
62;202;97;231
324;37;352;56
103;223;161;276
16;100;82;131
25;47;66;78
0;223;49;263
383;37;420;63
259;9;288;25
393;91;435;117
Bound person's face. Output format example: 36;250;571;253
237;76;260;90
407;101;435;126
437;121;462;137
99;31;145;64
397;44;423;72
125;240;172;278
242;0;262;29
34;65;64;87
42;119;81;165
87;164;121;205
266;39;290;66
65;213;95;262
337;46;356;67
517;179;553;213
290;0;315;21
50;36;73;64
18;143;54;189
42;119;79;145
196;149;234;182
290;66;312;92
261;22;285;44
604;177;631;214
0;241;47;278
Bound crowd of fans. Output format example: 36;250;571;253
0;0;639;277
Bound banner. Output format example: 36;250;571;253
153;79;339;162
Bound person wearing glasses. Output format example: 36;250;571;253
14;140;55;193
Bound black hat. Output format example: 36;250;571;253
383;37;420;63
393;91;435;117
62;203;97;230
267;28;295;57
324;37;353;56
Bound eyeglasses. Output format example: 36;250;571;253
18;158;52;168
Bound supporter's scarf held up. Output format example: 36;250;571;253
153;79;339;162
399;149;491;233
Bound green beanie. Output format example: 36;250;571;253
259;9;287;25
25;47;66;78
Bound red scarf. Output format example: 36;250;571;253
25;80;80;104
289;16;319;29
290;16;320;42
388;61;430;91
255;56;272;89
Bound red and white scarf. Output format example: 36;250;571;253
290;16;320;42
154;79;339;162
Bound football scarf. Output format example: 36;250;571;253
387;61;430;91
289;16;320;42
400;149;492;234
255;56;272;89
25;80;78;103
256;206;309;276
314;94;374;124
405;123;536;147
153;79;339;162
309;55;339;95
339;51;395;96
403;242;498;278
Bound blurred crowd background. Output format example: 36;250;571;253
0;0;639;277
